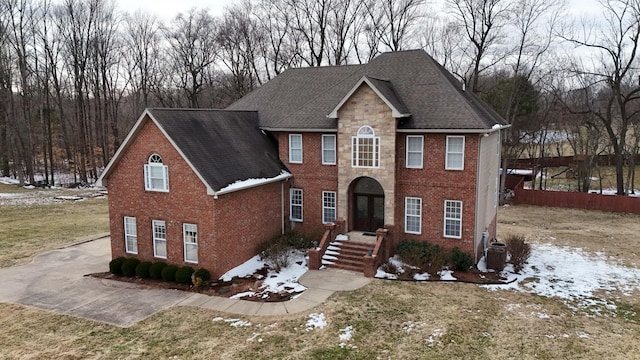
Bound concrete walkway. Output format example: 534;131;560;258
0;237;371;327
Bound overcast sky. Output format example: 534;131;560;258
116;0;602;21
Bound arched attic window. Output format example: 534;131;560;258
144;153;169;192
352;126;380;168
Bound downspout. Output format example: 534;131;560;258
281;181;285;235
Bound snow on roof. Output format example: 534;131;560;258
216;171;292;196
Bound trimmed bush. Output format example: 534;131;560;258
135;261;152;278
161;265;178;282
149;261;167;280
175;266;195;284
192;268;211;287
449;247;473;271
506;235;531;273
396;240;448;274
109;257;126;275
121;258;140;277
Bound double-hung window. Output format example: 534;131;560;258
322;191;336;223
322;135;336;165
183;223;198;263
289;134;303;163
144;154;169;191
406;135;424;168
290;188;303;222
404;197;422;234
445;136;465;170
352;126;380;168
153;220;167;258
444;200;463;238
124;216;137;254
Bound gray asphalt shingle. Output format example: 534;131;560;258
227;49;507;130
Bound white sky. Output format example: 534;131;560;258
117;0;232;19
117;0;601;21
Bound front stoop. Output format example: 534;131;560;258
322;235;372;273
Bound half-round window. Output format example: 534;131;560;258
148;154;163;164
357;125;375;137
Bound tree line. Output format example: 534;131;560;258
0;0;638;196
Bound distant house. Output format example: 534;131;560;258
98;50;508;278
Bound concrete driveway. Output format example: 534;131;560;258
0;237;371;327
0;237;190;327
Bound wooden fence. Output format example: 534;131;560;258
513;186;640;214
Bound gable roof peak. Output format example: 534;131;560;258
327;75;410;119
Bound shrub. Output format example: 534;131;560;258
121;258;140;277
192;268;211;287
149;261;167;280
135;261;152;278
396;240;448;274
284;231;314;249
161;265;178;282
109;257;126;275
175;266;195;284
449;247;473;271
506;235;531;273
256;234;292;272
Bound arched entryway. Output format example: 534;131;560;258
351;177;384;232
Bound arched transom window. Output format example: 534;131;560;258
144;153;169;191
352;126;380;168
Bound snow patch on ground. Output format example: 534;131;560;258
484;243;640;312
305;313;326;331
220;249;308;299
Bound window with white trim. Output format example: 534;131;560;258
322;191;336;223
183;223;198;263
444;200;463;238
290;188;303;222
406;135;424;168
144;153;169;191
322;134;336;165
289;134;303;163
352;126;380;168
152;220;167;258
445;136;465;170
124;216;137;254
404;197;422;234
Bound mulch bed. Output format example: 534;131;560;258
384;267;513;284
88;267;300;302
89;267;512;304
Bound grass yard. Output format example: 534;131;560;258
1;200;640;359
0;183;109;268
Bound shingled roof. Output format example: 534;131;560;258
227;49;508;131
98;109;289;195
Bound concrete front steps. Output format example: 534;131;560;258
321;234;373;273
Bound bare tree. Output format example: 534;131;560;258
217;1;261;100
123;10;160;110
560;0;640;195
446;0;511;93
163;8;218;108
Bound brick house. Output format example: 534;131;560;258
98;50;508;278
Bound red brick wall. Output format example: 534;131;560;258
107;116;216;270
106;116;285;278
211;180;285;278
395;133;479;256
275;130;481;257
278;132;338;238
